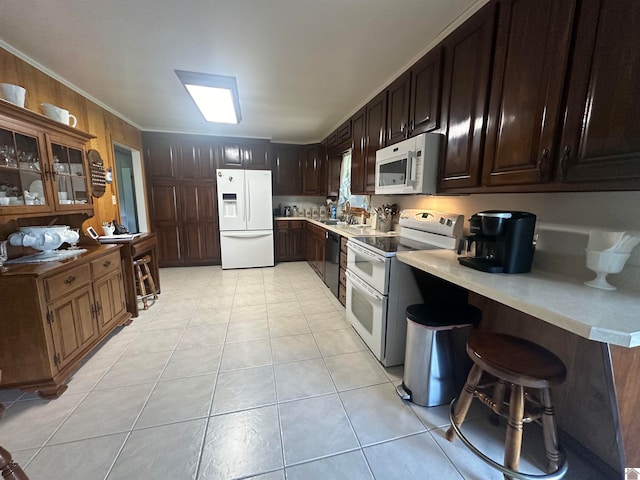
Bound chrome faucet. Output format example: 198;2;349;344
346;212;355;225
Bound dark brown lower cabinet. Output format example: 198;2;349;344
275;220;304;262
305;222;325;280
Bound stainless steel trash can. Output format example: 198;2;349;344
396;303;481;407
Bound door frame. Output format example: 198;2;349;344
112;141;149;233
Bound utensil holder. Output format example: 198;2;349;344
378;218;392;232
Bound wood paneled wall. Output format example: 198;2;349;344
0;47;144;231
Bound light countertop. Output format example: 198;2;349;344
396;249;640;348
275;217;397;238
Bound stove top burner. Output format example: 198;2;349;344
350;235;440;257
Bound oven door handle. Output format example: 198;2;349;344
346;270;384;301
347;243;385;262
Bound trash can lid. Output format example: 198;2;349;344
406;303;481;328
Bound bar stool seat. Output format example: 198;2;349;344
133;255;158;310
446;331;568;480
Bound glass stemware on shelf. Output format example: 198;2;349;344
68;228;80;249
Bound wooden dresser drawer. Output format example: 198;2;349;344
90;251;121;278
131;237;156;257
44;263;92;302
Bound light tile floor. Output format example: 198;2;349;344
0;262;608;479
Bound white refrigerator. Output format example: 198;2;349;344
217;169;274;269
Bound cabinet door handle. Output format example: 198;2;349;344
96;302;102;314
560;146;571;179
64;275;76;285
43;163;51;182
538;148;549;169
103;260;111;267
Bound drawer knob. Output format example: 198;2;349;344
103;260;112;267
64;275;76;285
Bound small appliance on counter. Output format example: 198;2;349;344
457;211;536;273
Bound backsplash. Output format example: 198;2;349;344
371;190;640;290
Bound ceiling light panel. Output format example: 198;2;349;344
175;70;242;124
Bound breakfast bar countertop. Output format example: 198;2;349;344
396;249;640;348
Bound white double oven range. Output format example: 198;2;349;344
345;210;465;367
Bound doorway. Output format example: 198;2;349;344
114;144;148;233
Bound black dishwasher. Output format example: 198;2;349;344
325;231;340;298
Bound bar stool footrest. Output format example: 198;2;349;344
448;399;568;480
474;386;541;424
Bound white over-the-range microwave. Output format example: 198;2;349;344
374;132;443;195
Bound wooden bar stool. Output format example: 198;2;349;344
446;331;568;480
133;255;158;310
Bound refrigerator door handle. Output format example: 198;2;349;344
247;183;251;222
221;231;272;239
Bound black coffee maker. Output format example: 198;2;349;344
457;211;536;273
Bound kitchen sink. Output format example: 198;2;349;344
319;219;341;225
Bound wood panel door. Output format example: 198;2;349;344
558;0;640;189
302;144;325;195
218;143;243;169
350;108;366;194
386;72;411;146
243;140;270;170
272;143;303;195
48;285;96;371
180;138;217;181
290;224;305;260
409;47;443;136
482;0;576;187
364;91;387;194
439;3;497;190
149;183;182;265
181;184;220;263
327;155;342;197
275;222;290;262
143;133;179;181
93;270;127;334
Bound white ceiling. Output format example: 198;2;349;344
0;0;484;144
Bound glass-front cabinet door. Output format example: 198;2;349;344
0;102;94;217
0;125;50;212
51;142;90;208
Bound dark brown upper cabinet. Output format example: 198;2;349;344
482;0;576;187
218;139;270;170
350;107;367;195
438;2;497;190
408;47;443;137
144;132;180;182
557;0;640;190
386;72;411;146
363;91;387;194
272;143;303;195
302;144;325;195
179;137;217;182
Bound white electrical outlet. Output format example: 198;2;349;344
112;195;117;205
